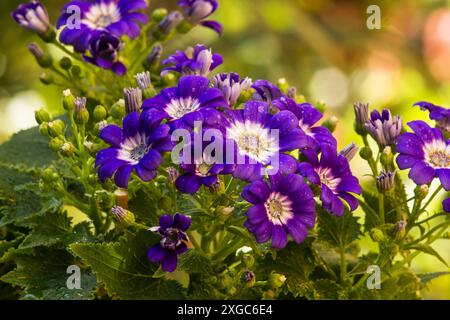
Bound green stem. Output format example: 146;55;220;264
339;248;347;284
378;193;385;225
187;231;204;255
419;185;443;214
362;135;378;176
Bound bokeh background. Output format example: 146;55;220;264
0;0;449;298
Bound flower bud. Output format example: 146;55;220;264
59;57;72;70
74;97;89;124
161;73;177;87
359;146;373;161
49;137;64;151
151;8;168;22
380;146;394;168
262;290;275;300
268;273;286;289
155;11;183;39
176;19;194;34
276;78;289;93
166;167;179;183
39;122;49;137
135;71;155;99
322;116;338;133
35;108;50;124
71;65;82;79
394;220;406;240
144;44;163;70
286;87;297;100
242;271;256;287
414;185;429;200
60;142;75;157
93;105;107;122
47;119;65;137
124;88;142;114
353;102;369;135
339;143;359;162
110;99;126;120
376;170;396;192
28;42;52;68
62;89;75;111
111;206;135;226
42;167;59;183
369;228;385;242
39;72;53;85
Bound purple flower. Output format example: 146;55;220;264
178;0;222;35
12;1;52;38
148;213;191;272
57;0;148;53
224;100;307;181
364;109;402;148
414;101;450;134
298;144;362;216
242;173;316;249
95;112;172;188
443;198;450;213
161;45;223;77
83;33;126;75
141;75;228;131
396;120;450;190
214;72;252;107
252;80;284;103
273;97;337;151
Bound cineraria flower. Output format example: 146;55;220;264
224;100;307;181
252;80;284;103
141;75;228;131
11;1;53;40
414;101;450;134
161;45;223;77
83;33;126;75
298;144;362;216
242;173;316;249
273;97;337;151
148;213;191;272
57;0;148;53
95;111;172;188
178;0;222;35
214;72;253;107
364;109;402;148
396;120;450;190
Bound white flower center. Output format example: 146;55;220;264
227;120;278;164
424;140;450;168
83;2;121;30
117;133;149;165
264;192;293;225
316;167;341;191
165;97;201;119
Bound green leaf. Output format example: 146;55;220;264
179;250;211;274
70;230;185;299
313;279;346;300
0;247;97;300
407;244;449;267
418;272;450;284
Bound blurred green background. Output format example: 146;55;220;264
0;0;449;299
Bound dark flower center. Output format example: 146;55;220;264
130;144;148;162
266;199;283;219
161;228;182;250
196;163;212;176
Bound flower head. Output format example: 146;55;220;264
396;120;450;190
123;87;142;114
214;72;252;107
339;143;359;162
242;173;316;249
57;0;148;53
252;80;283;103
376;170;396;192
83;33;126;75
353;102;369;134
141;75;228;131
95;111;172;188
161;45;223;77
414;101;450;134
12;1;51;38
134;71;151;91
364;109;402;148
178;0;222;35
298;144;362;216
148;213;191;272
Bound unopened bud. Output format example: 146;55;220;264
156;11;183;38
47;119;65;137
124;88;142;114
93;105;107;122
353;102;369;135
60;142;75;157
151;8;168;22
376;170;396;192
71;65;82;79
322;116;338;133
39;122;49;137
145;44;163;70
59;57;72;70
110;99;126;119
74;97;89;124
380;146;394;169
49;137;64;151
39;72;53;85
359;146;373;161
42;167;59;183
111;206;135;226
35;108;50;124
28;42;52;68
262;290;275;300
370;228;385;242
268;273;286;289
339;143;359;162
62;89;75;111
161;73;177;87
414;185;429;200
394;220;406;240
276;78;289;93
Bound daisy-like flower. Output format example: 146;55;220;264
414;101;450;134
83;32;126;75
148;213;191;272
141;75;228;131
178;0;222;35
298;144;362;216
364;109;402;148
252;80;284;103
161;45;223;77
57;0;148;53
214;72;252;107
273;97;337;151
224;100;307;181
12;1;53;41
242;173;316;249
396;120;450;190
95;111;172;188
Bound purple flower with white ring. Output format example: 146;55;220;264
242;173;316;249
83;32;126;75
161;45;223;77
414;101;450;134
141;75;228;131
148;213;191;273
273;97;337;151
57;0;148;53
11;1;51;37
396;120;450;190
95;111;172;188
298;144;362;216
178;0;222;35
364;109;402;148
224;100;307;182
214;72;252;107
252;80;284;103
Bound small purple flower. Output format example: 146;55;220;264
57;0;148;53
148;213;191;273
141;75;228;131
95;112;172;188
252;80;284;103
83;33;126;75
414;101;450;134
298;144;362;216
273;97;337;151
396;120;450;190
178;0;222;35
364;109;402;148
224;100;307;181
12;1;51;37
161;45;223;77
443;198;450;213
242;173;316;249
214;72;252;107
